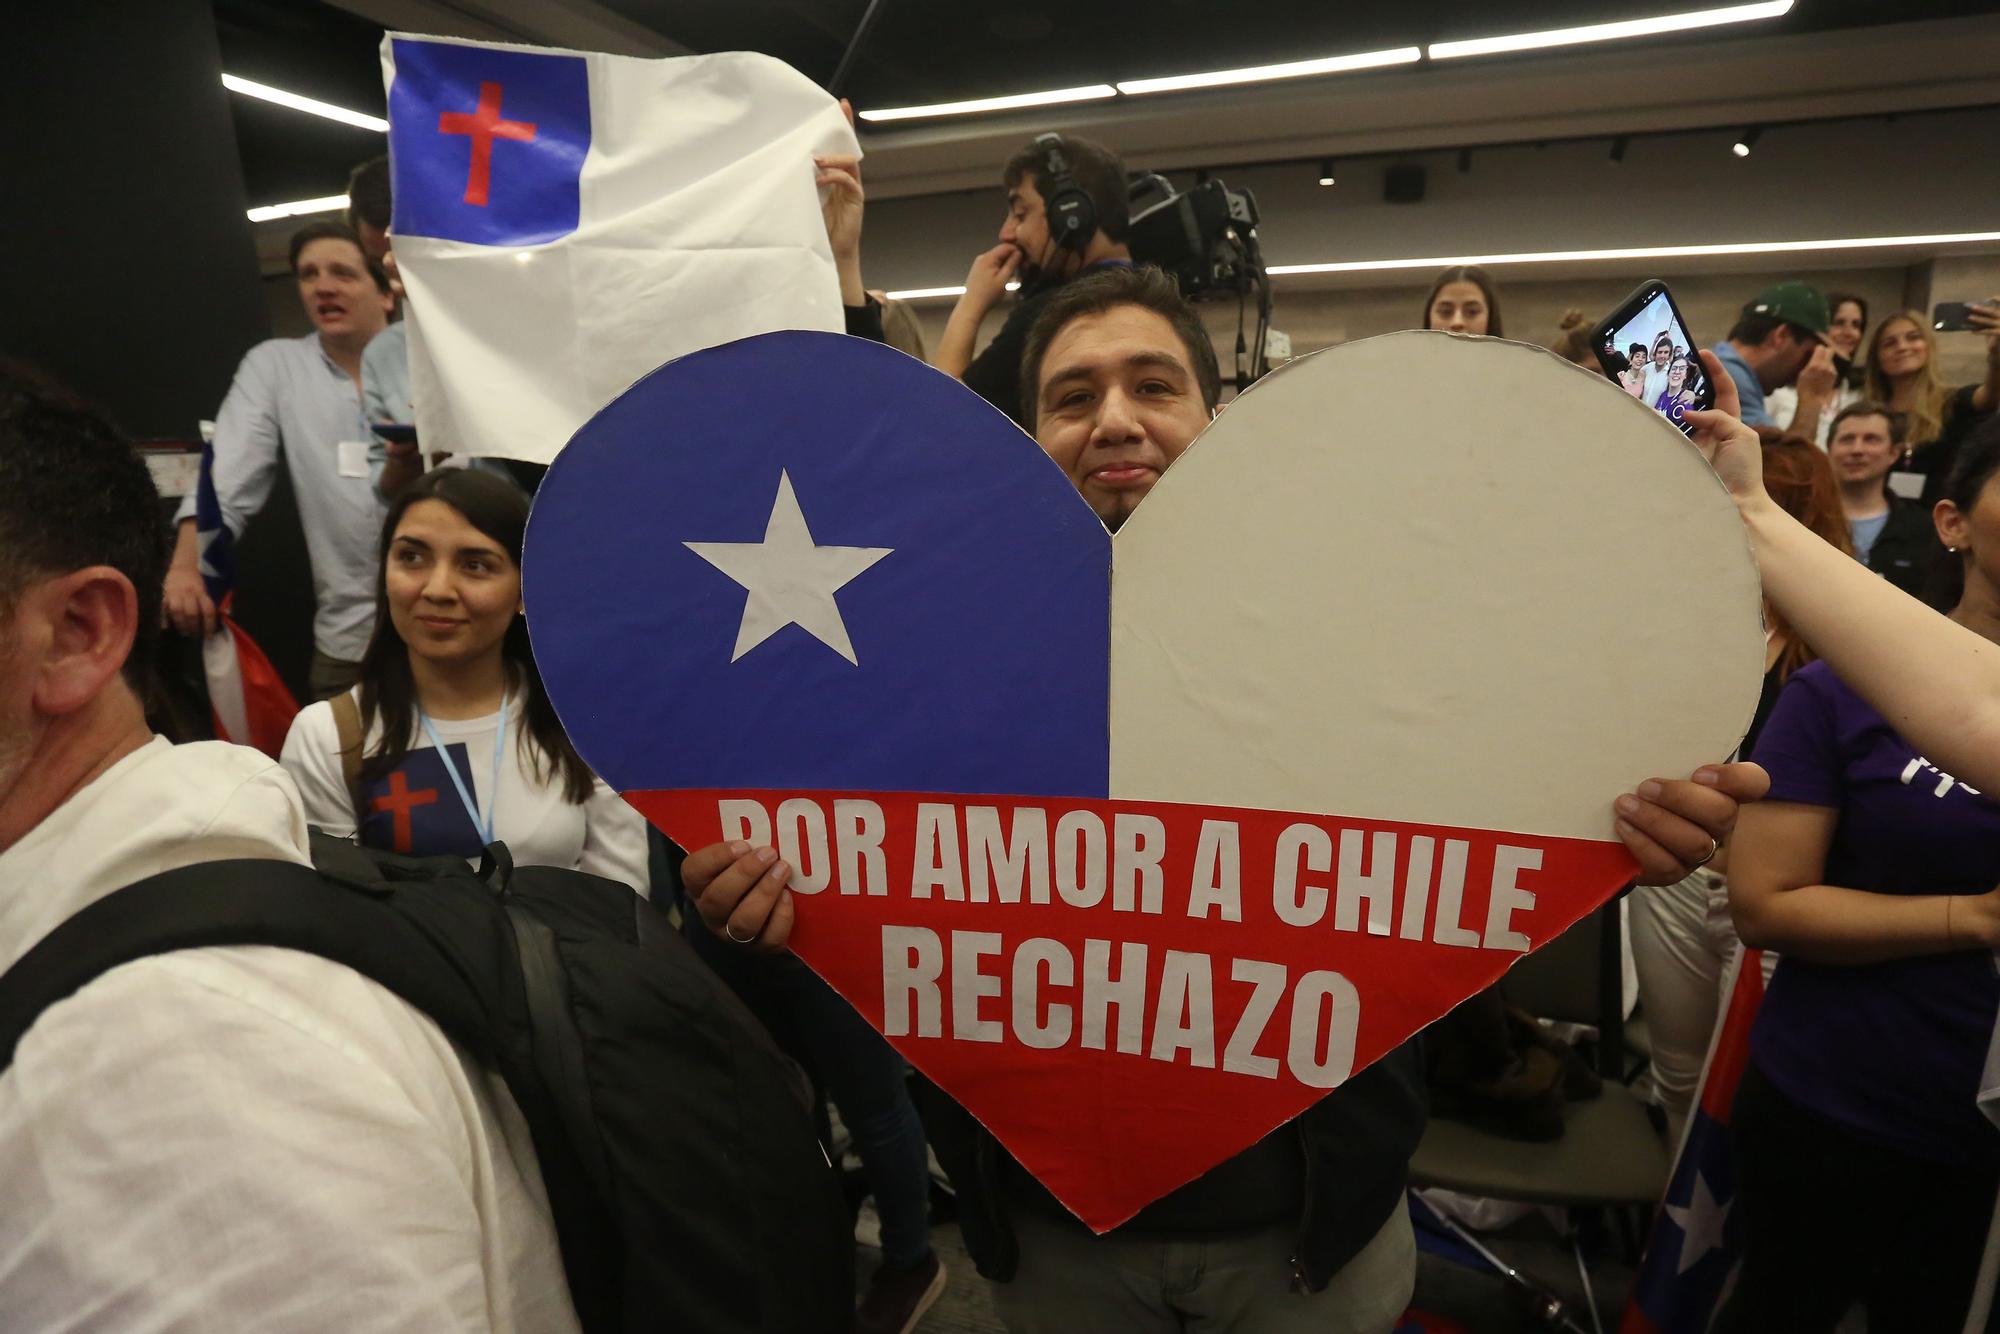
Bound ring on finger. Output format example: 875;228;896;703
1692;838;1720;869
724;920;757;945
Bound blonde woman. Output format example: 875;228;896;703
1865;303;2000;505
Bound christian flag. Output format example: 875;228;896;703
1620;948;1767;1333
192;430;298;757
379;33;858;464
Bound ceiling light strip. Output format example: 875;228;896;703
222;73;389;132
1264;231;2000;276
1115;46;1421;96
857;84;1117;124
245;195;350;224
1427;0;1793;61
883;232;2000;300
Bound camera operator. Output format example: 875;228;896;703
935;134;1134;425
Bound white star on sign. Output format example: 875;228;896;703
1663;1171;1733;1275
685;470;892;665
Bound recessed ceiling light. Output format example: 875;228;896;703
244;194;348;223
1116;47;1420;97
1428;1;1793;61
1317;158;1337;187
221;73;388;132
1732;127;1762;157
857;85;1117;123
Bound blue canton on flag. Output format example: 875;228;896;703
524;332;1112;802
388;38;590;247
359;746;484;857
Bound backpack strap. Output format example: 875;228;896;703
0;859;492;1076
330;690;364;793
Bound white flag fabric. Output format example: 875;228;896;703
381;34;857;463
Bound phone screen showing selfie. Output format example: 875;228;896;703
1601;289;1713;436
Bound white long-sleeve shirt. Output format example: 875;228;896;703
176;334;389;660
280;690;651;895
0;737;579;1332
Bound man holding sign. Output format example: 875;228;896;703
684;267;1767;1331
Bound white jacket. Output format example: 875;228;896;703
0;737;579;1332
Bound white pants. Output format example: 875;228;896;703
1628;870;1775;1150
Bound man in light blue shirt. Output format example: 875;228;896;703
163;222;394;699
1708;281;1835;430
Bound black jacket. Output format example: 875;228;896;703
917;1039;1426;1292
961;262;1137;427
1866;495;1944;601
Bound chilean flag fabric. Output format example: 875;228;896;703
1621;947;1766;1332
380;33;858;464
193;433;297;757
524;332;1111;799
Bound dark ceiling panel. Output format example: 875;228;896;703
213;0;2000;210
592;0;2000;106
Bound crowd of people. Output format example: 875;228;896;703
2;116;1999;1334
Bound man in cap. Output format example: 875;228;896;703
1710;281;1838;429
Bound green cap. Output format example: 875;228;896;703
1743;281;1831;342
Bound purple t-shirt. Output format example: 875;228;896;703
1749;660;2000;1165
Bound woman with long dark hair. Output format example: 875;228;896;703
1421;265;1504;337
1717;417;2000;1330
280;467;648;889
1767;291;1868;445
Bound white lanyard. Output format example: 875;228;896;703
417;694;507;846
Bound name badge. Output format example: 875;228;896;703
337;439;372;479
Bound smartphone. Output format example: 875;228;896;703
1591;280;1716;437
372;422;419;446
1934;302;1980;334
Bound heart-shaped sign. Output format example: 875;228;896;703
523;329;1762;1232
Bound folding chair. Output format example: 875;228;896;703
1409;897;1668;1330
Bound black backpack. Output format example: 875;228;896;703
0;833;854;1333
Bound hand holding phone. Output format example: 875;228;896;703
1935;300;2000;334
1935;302;1979;334
1591;281;1715;437
372;422;419;459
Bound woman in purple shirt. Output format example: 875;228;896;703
1651;355;1697;429
1722;420;2000;1332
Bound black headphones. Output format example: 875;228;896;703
1034;133;1097;253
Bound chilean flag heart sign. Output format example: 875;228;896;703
524;328;1763;1232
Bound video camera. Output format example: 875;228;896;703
1126;172;1274;385
1126;173;1263;299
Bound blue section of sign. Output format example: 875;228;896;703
388;38;589;247
525;332;1112;800
359;744;484;857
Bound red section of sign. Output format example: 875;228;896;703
631;788;1637;1233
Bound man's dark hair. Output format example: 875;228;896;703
346;155;392;233
0;361;166;694
1018;265;1221;432
1830;398;1903;442
1003;134;1130;243
1727;313;1809;346
289;220;391;295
